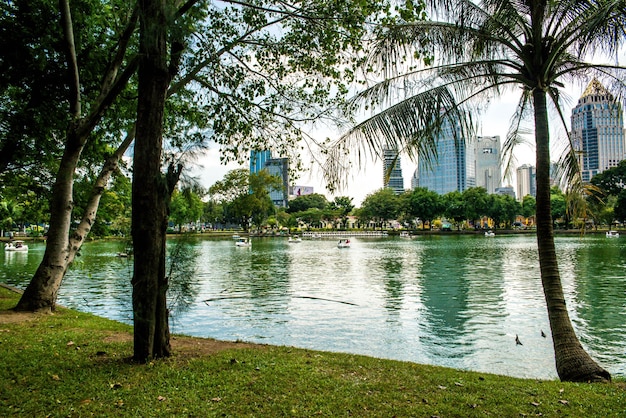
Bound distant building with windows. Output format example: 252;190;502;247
249;150;289;208
383;148;405;194
516;164;536;201
495;186;515;199
250;150;272;174
410;169;419;189
417;119;475;194
474;135;501;194
571;78;626;182
264;158;289;208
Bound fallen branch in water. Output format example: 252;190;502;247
293;296;358;306
204;296;249;305
203;295;358;306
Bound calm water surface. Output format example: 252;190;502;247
2;234;625;380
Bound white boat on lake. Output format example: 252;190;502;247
484;230;495;237
5;240;28;252
288;235;302;243
606;230;619;238
337;238;351;248
235;237;251;247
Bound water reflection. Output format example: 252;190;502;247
566;237;626;370
1;234;624;380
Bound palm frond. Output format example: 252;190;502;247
500;91;533;184
324;0;626;193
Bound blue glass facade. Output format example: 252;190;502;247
250;150;272;174
418;120;475;194
265;158;289;207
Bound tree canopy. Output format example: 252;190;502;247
287;193;329;213
402;187;442;228
360;188;401;228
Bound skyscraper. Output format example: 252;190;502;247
382;148;405;194
249;150;289;207
264;158;289;208
410;169;419;189
250;150;272;174
418;119;475;194
516;164;536;201
474;135;501;194
571;78;626;182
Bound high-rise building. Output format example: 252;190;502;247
410;169;419;189
250;150;272;174
571;78;626;182
264;158;289;207
418;119;475;194
474;135;501;194
383;148;405;194
249;150;289;207
516;164;536;201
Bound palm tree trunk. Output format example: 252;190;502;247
533;89;610;382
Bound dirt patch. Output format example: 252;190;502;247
102;332;259;357
170;335;263;358
0;310;45;324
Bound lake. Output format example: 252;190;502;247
2;233;625;380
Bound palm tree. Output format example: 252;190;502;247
325;0;626;382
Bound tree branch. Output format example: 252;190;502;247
58;0;81;118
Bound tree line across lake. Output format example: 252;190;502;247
4;159;626;237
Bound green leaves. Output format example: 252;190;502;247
208;168;283;230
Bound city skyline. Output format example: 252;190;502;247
193;80;613;206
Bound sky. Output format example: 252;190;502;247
190;81;594;207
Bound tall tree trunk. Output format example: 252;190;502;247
533;89;610;382
14;130;135;312
14;134;82;312
132;0;171;362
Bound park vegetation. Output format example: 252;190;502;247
0;0;416;361
2;0;626;383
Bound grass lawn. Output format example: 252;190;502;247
0;286;624;417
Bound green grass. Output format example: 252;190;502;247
0;286;624;417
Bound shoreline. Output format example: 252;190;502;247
1;227;619;243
